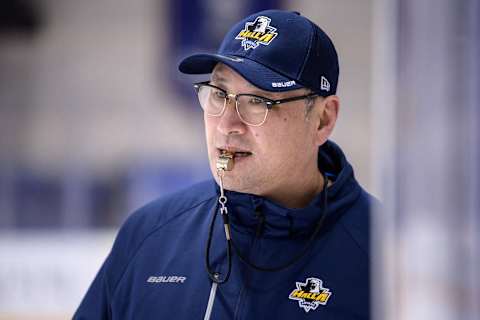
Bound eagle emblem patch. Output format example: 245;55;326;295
288;277;332;312
235;16;278;50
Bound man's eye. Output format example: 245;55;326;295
247;97;265;105
212;89;226;99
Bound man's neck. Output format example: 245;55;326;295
266;171;327;209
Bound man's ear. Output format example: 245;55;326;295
315;95;340;146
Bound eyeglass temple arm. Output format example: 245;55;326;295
267;93;319;107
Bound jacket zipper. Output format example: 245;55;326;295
234;208;265;320
203;278;219;320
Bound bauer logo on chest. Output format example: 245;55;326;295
146;275;187;284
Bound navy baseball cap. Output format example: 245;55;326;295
178;9;339;96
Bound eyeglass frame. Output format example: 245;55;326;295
193;81;319;127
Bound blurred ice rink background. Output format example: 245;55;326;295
0;0;478;319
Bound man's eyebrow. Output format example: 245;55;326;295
211;73;256;88
246;88;277;99
211;73;228;85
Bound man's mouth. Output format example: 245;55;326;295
217;148;253;158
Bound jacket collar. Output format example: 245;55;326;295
212;140;361;238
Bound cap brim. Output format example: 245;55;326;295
178;53;303;92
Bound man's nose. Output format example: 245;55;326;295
217;98;247;135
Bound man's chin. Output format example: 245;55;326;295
212;173;257;194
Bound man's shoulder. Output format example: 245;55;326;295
102;179;217;291
122;179;218;236
337;188;377;257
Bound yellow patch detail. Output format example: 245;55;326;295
316;292;330;303
290;290;304;298
259;33;274;42
237;30;249;37
253;32;263;40
290;289;331;303
237;31;274;43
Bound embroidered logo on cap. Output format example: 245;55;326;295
320;76;330;92
272;80;296;88
288;277;332;312
235;16;278;50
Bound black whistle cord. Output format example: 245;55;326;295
205;172;329;283
205;201;232;284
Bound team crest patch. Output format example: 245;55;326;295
288;277;332;312
235;16;278;50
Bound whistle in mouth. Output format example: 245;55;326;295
216;152;234;171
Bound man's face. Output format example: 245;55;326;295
204;64;322;203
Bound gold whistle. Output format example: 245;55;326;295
216;152;234;171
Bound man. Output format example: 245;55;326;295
74;9;371;319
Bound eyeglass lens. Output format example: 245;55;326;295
197;85;268;126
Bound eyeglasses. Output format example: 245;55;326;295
193;81;318;126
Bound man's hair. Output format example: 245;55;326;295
304;94;327;130
304;92;317;119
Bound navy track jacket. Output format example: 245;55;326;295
74;141;372;319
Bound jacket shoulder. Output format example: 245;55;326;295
127;179;217;229
338;188;377;257
105;179;217;294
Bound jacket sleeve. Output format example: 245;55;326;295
73;257;112;319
